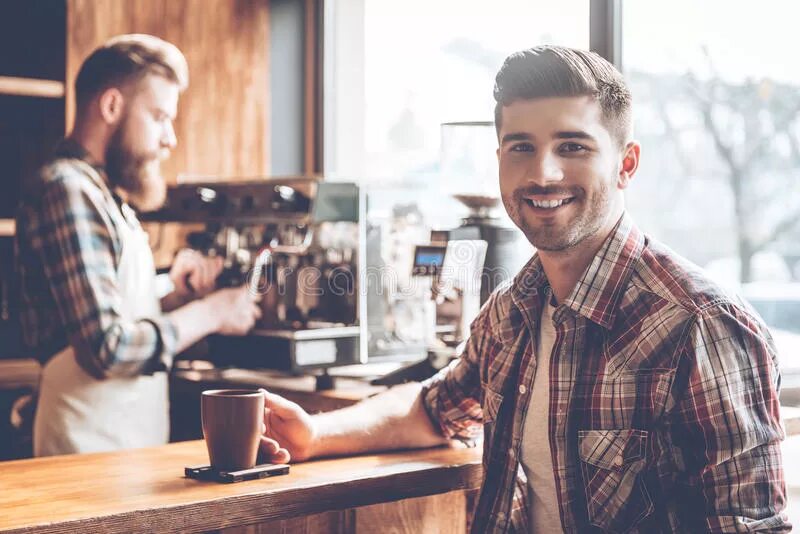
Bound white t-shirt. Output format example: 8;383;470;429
520;299;562;532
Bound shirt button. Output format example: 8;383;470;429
497;512;506;521
614;455;624;467
508;447;515;458
518;385;527;395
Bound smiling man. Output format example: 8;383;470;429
257;46;789;532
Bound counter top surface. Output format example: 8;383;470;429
0;440;482;533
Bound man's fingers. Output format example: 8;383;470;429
260;436;280;454
175;250;222;294
274;448;291;464
211;256;224;277
259;438;291;464
263;391;302;418
195;256;212;291
188;269;201;293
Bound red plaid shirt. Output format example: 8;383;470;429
421;214;789;533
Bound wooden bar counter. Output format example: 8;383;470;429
0;440;483;533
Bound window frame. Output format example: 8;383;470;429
589;0;622;67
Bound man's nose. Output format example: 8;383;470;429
162;121;177;150
527;152;564;184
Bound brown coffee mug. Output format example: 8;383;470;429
201;389;265;471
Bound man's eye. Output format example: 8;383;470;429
560;142;587;153
510;143;534;152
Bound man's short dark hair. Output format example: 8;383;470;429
493;45;632;147
75;34;188;113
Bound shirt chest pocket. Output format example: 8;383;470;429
578;428;654;533
575;370;673;429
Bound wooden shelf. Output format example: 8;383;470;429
0;359;39;389
0;76;64;98
0;219;14;237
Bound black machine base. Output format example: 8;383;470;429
207;326;361;373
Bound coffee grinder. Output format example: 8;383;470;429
439;122;530;305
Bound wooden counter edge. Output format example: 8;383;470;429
1;450;483;534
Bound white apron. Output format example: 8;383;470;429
34;183;169;456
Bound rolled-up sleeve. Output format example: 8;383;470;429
420;296;496;442
36;173;176;379
670;302;790;532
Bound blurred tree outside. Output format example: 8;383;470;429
627;51;800;284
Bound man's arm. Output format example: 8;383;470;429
167;286;260;354
261;383;447;462
670;303;790;532
261;295;495;463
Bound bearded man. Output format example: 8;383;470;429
15;34;261;456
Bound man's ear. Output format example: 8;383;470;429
617;141;640;190
98;87;125;126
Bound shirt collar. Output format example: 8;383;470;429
510;213;645;330
54;138;102;169
53;138;126;208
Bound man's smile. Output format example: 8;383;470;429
522;195;577;215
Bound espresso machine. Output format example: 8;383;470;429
369;237;487;386
144;178;364;388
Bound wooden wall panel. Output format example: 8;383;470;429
66;0;270;183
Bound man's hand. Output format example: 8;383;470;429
255;383;448;465
259;390;315;463
169;249;223;298
204;285;262;335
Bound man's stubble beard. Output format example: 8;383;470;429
105;117;168;213
502;180;612;252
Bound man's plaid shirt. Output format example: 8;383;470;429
15;140;177;378
421;214;789;533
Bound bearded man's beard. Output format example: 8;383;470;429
105;120;167;213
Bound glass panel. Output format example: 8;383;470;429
624;9;800;513
343;1;590;360
623;1;800;377
363;0;590;191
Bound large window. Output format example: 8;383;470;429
361;0;588;182
327;0;800;361
622;1;800;371
325;0;590;357
327;0;589;213
621;3;800;520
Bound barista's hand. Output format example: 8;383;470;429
259;390;315;463
169;249;223;298
205;285;262;335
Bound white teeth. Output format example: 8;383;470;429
530;198;568;208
